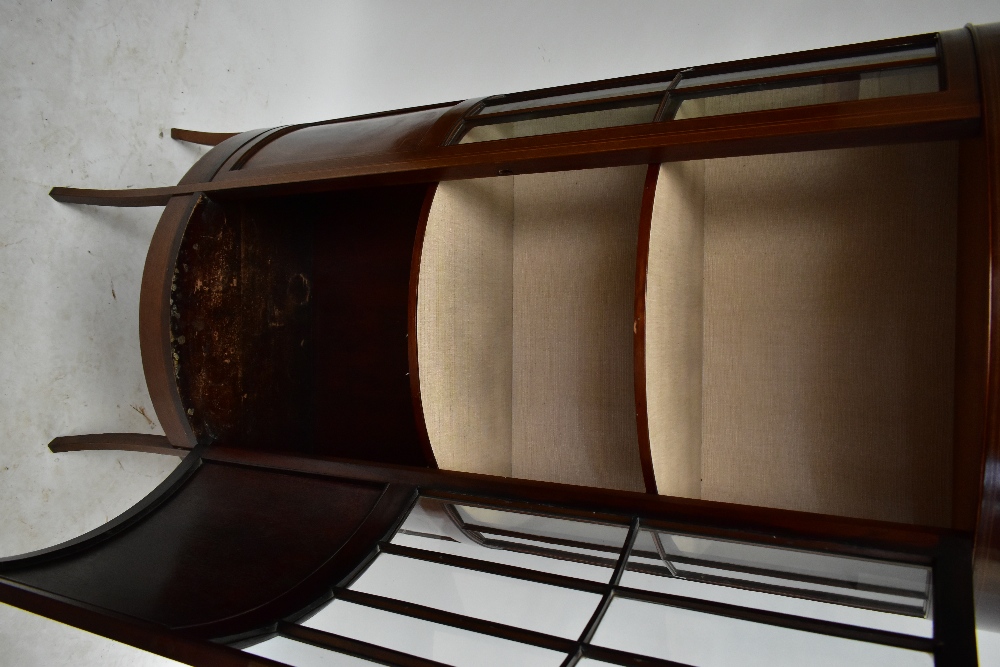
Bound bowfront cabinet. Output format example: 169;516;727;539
4;22;1000;667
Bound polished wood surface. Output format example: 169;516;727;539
170;128;240;146
971;21;1000;635
139;195;201;449
2;461;389;636
0;578;287;667
204;446;950;557
48;433;189;456
49;88;980;207
177;128;271;185
240;106;452;172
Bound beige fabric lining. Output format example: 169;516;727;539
646;142;958;526
417;179;513;476
419;167;647;492
512;167;646;491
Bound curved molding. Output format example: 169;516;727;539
178;128;273;185
407;183;440;468
48;433;189;457
227;125;302;171
969;21;1000;633
421;96;490;148
0;447;203;570
139;195;202;449
0;578;285;667
633;164;661;494
178;484;416;642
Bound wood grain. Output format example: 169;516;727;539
48;434;188;457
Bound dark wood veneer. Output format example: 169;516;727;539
203;446;952;557
633;164;660;495
3;462;386;632
139;194;201;449
0;578;288;667
310;184;433;466
48;433;189;456
970;21;1000;636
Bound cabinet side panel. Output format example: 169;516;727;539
310;186;430;465
512;166;647;492
646;161;706;499
417;178;514;476
700;142;958;526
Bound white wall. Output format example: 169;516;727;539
1;1;997;665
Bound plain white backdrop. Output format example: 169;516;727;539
1;1;998;664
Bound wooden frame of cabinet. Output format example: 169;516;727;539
1;22;998;666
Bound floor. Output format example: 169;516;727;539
1;1;997;664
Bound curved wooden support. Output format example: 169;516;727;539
139;194;202;450
48;129;270;207
632;163;660;495
970;21;1000;634
170;128;240;146
0;458;403;644
48;433;190;457
49;185;181;207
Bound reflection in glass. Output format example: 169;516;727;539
670;65;939;120
619;568;931;637
592;597;934;667
247;496;941;667
675;45;937;90
349;552;601;639
480;80;671;115
458;102;660;144
302;599;564;667
392;497;628;581
625;528;930;629
244;636;375;667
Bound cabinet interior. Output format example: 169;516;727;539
418;141;969;528
418;166;647;491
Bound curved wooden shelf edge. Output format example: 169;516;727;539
175;483;417;643
0;446;203;570
968;21;1000;634
139;195;202;450
170;128;240;146
48;433;191;457
634;163;660;494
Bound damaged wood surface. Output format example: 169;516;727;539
168;185;433;465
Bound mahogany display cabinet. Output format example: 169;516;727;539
3;21;1000;667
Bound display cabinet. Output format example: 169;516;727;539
2;21;999;667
